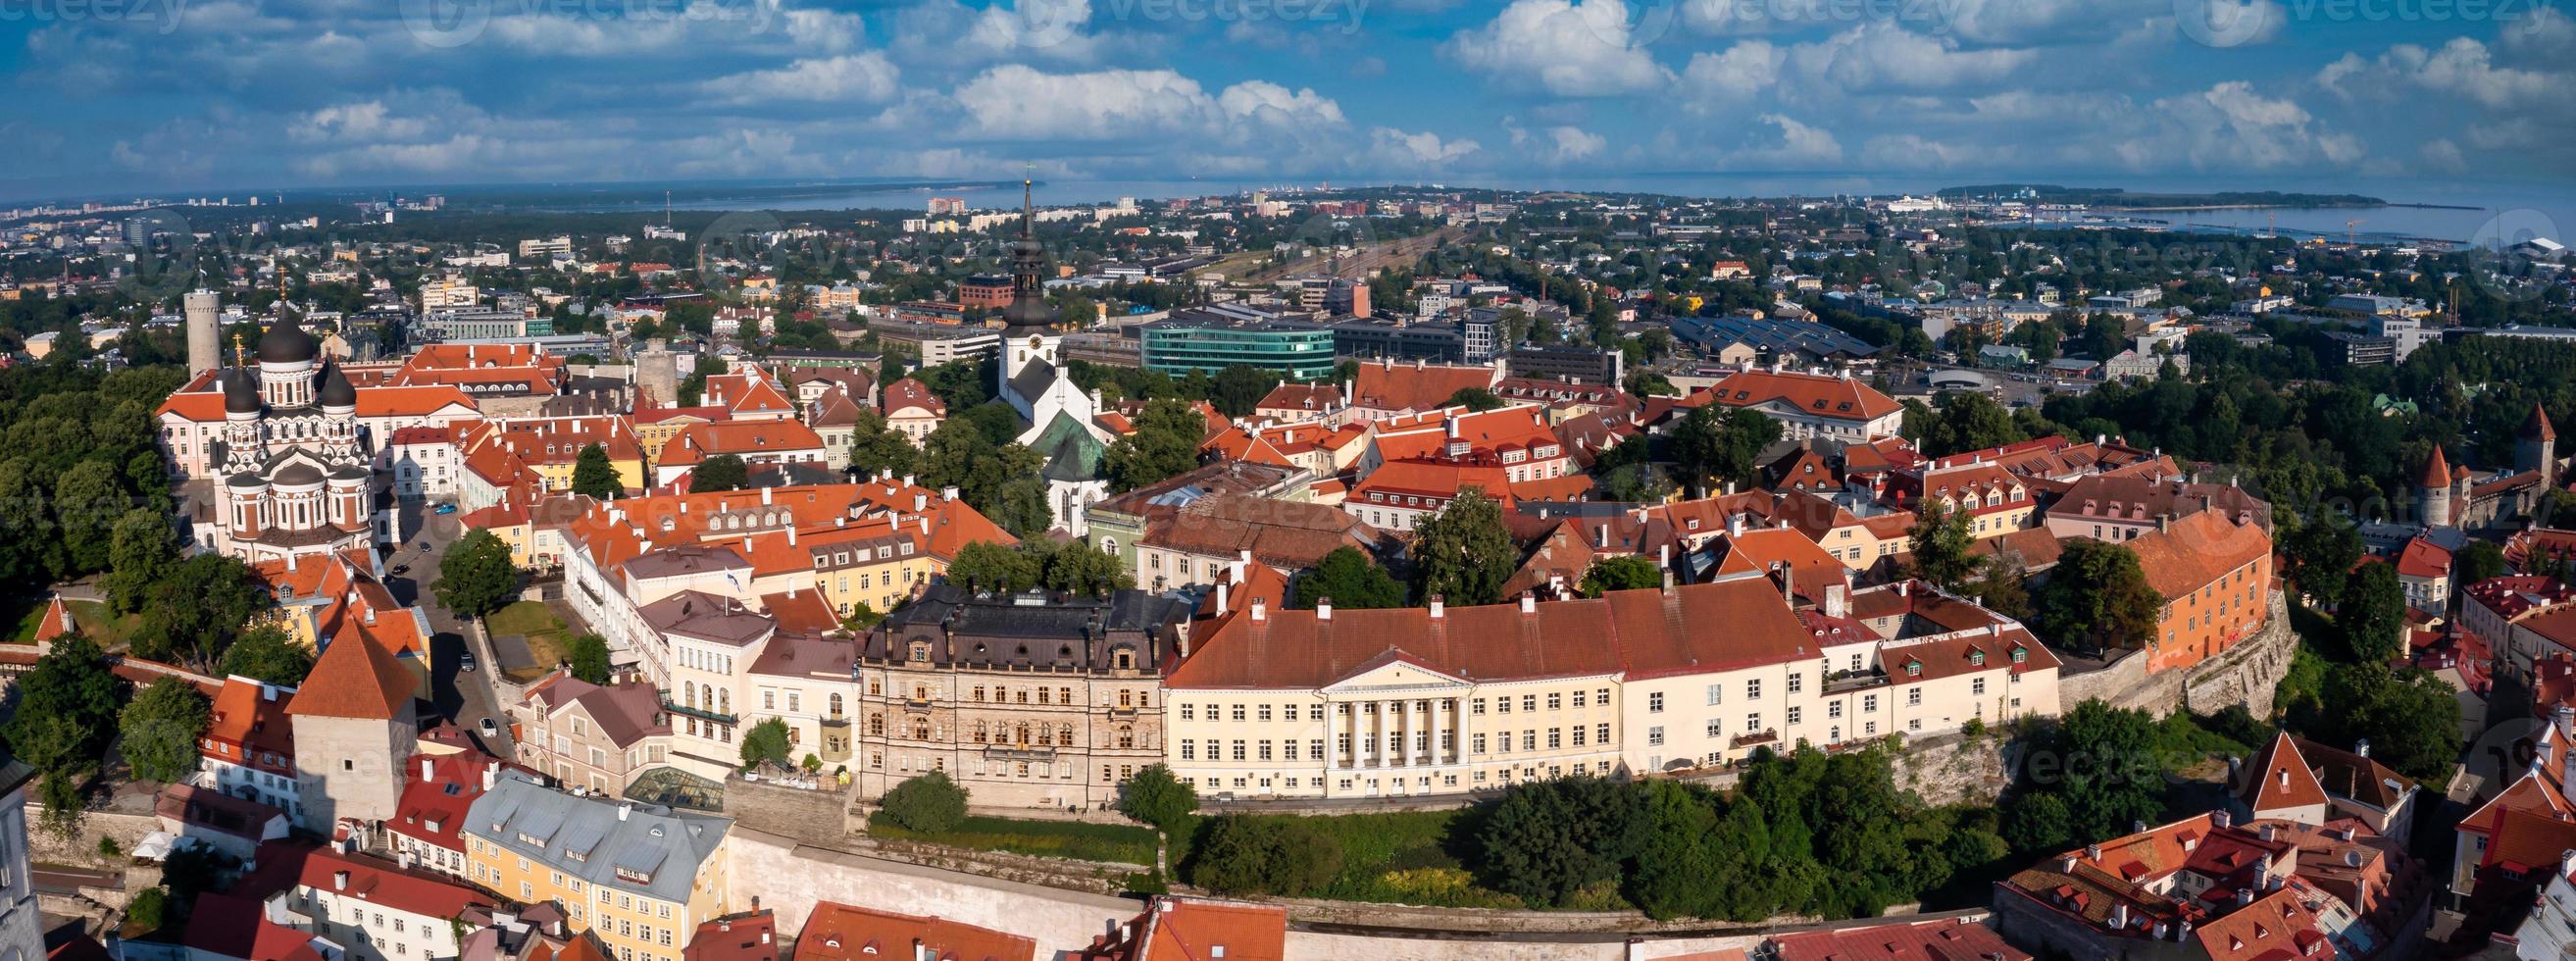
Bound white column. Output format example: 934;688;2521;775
1430;697;1448;766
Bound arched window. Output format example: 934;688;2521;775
829;693;844;718
868;715;884;736
973;722;988;744
1014;723;1031;745
718;689;731;714
1117;725;1135;749
1059;723;1075;745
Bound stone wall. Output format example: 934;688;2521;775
2054;594;2295;718
1892;731;2010;807
727;826;1993;960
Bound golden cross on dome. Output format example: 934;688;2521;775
231;331;245;367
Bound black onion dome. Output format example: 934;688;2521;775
317;362;356;407
256;313;318;364
224;367;261;414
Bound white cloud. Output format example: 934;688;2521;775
1677;40;1782;111
1444;0;1673;97
2419;138;2467;174
1367;127;1482;169
1506;118;1606;163
1796;24;2036;92
701;53;902;105
1218;80;1346;127
2113;81;2363;171
2319;38;2564;109
1728;114;1842;166
1859;133;1991;169
953;65;1215;140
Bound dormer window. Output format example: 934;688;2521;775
909;643;929;662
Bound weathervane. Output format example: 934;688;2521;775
231;330;245;368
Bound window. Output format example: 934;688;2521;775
1546;693;1562;711
1646;726;1663;746
1745;679;1761;700
1787;706;1802;725
1648;692;1664;714
1704;683;1722;706
1787;673;1802;694
1746;713;1762;732
1906;687;1922;707
1972;677;1987;696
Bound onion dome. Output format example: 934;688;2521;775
224;367;261;414
318;362;357;408
256;312;319;364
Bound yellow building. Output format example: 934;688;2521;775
463;774;732;961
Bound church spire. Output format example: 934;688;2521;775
1020;162;1035;241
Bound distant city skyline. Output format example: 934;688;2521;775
2;0;2570;199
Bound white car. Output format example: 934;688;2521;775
479;718;500;738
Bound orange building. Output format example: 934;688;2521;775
2126;511;2274;673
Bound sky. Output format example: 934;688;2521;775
0;0;2569;201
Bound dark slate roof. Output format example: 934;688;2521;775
867;584;1189;672
1008;357;1060;405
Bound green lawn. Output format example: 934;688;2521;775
485;601;568;680
866;813;1159;866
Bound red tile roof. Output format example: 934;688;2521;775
295;847;492;920
683;912;778;961
2238;732;2332;814
286;633;415;721
204;677;298;777
2124;512;2272;601
796;901;1035;961
1349;360;1497;414
1686;369;1901;423
1132;898;1286;961
1168;572;1815;689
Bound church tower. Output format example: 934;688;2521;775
2520;402;2558;489
997;172;1064;395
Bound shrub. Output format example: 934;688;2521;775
126;886;168;931
880;771;969;834
1187;815;1343;897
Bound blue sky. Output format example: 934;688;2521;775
0;0;2567;200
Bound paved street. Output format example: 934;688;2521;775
381;501;515;760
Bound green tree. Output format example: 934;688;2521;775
1906;500;1980;592
2455;539;2509;586
1208;366;1280;418
2033;539;2163;653
568;633;612;684
1917;391;2026;457
103;509;178;615
1444;386;1506;411
880;770;970;834
689;454;751;492
1669;405;1781;495
3;633;124;781
1118;764;1198;835
571;442;623;500
132;553;269;671
119;679;211;784
126;886;168;932
2281;515;2363;604
1104;398;1207;492
1032;538;1135;594
944;540;1039;593
739;718;793;770
1411;488;1518;607
1187;816;1343;897
1627;782;1731;920
434;529;523;621
2340;561;2406;664
1288;547;1406;609
217;625;313;686
53;459;128;576
845;408;920;480
1580;555;1664;596
1477;777;1646;908
2037;700;2168;844
2317;665;2460;782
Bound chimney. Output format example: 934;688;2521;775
1521;592;1537;614
1215;582;1230;616
1316;598;1333;621
481;762;497;790
618;802;632;822
422;758;434;781
914;492;927;511
333;871;350;890
913;939;927;961
1249;600;1266;622
2213;808;2232;830
1429;594;1444;619
2353;738;2370;758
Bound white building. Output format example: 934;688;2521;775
0;756;38;961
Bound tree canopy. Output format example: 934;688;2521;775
1411;488;1518;607
2032;539;2162;653
434;529;523;621
1289;547;1406;610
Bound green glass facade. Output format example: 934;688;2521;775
1139;323;1339;379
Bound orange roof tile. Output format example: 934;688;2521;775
286;633;415;721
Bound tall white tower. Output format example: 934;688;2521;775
185;288;221;378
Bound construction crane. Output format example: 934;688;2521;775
2346;219;2365;246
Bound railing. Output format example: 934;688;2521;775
1731;730;1781;748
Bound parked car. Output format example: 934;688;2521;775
460;651;477;673
479;718;499;738
433;503;458;516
